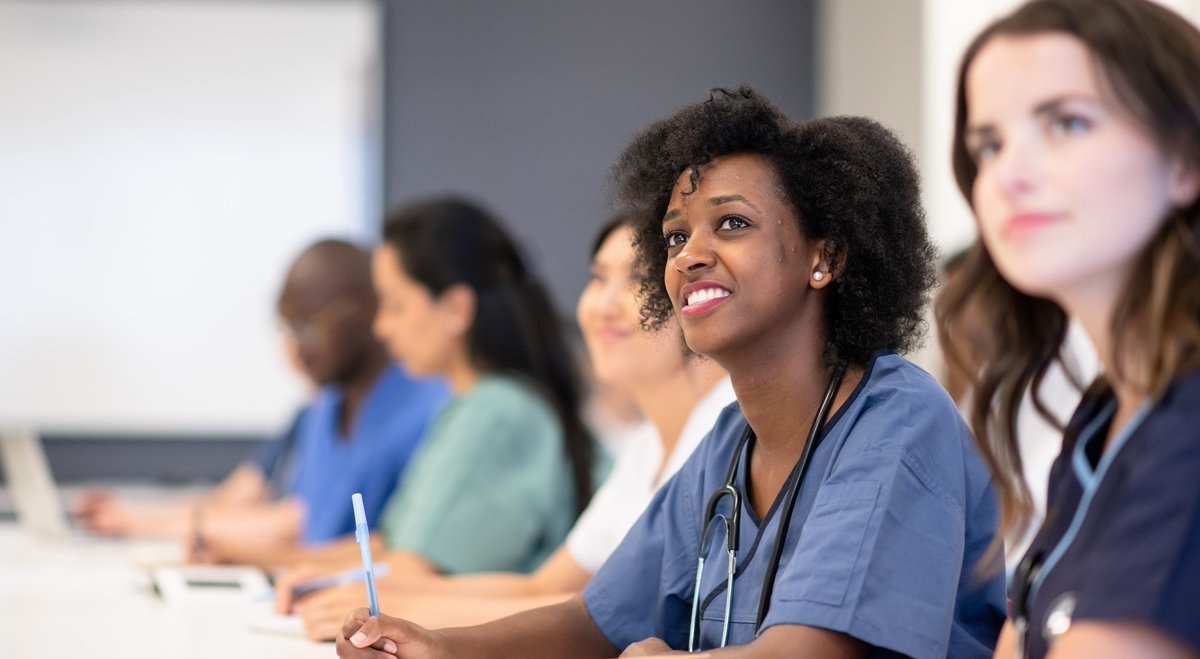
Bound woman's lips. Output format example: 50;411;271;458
1004;211;1065;240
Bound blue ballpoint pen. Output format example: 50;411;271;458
351;492;380;617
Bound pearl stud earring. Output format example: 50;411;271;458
813;271;825;282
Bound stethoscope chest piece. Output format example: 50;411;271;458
1042;591;1075;647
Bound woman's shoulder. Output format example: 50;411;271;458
838;352;965;436
1117;368;1200;476
468;373;548;404
456;374;559;428
1153;368;1200;425
841;353;983;480
861;352;959;410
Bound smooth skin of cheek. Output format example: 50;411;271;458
578;227;686;388
966;33;1193;303
370;245;453;378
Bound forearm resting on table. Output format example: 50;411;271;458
380;590;576;629
382;547;590;597
141;464;271;537
124;464;271;536
620;625;867;658
203;501;303;545
431;597;617;659
207;463;271;506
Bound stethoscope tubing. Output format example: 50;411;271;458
688;361;847;651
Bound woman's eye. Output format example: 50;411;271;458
968;139;1000;164
664;231;688;248
718;216;749;230
1048;112;1091;138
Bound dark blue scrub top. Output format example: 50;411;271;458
1014;369;1200;658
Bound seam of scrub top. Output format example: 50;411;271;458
1028;399;1152;609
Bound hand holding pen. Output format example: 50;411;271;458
273;562;391;614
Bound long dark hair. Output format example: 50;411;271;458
937;0;1200;539
382;197;596;514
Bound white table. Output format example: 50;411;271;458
0;525;333;659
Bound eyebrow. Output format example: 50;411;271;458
709;194;760;211
661;194;761;224
966;93;1100;138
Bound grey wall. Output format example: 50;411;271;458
25;1;817;485
382;0;817;313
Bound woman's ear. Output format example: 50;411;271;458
437;283;477;338
809;239;843;290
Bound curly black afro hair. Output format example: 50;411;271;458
611;87;938;366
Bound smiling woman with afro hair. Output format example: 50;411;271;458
333;88;1005;659
615;87;937;366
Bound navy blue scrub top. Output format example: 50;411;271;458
583;352;1006;657
1014;369;1200;658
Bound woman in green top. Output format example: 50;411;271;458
275;197;597;592
369;197;596;576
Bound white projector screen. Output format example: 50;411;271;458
0;0;381;436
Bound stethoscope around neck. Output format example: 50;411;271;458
687;361;848;652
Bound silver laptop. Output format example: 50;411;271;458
0;428;69;538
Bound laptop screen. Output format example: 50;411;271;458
0;429;68;538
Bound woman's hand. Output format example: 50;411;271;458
273;563;332;614
337;608;443;659
620;637;686;656
74;490;134;536
296;582;364;641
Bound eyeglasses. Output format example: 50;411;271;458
279;299;360;344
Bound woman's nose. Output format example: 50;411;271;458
674;232;714;273
993;130;1041;198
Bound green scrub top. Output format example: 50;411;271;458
380;374;576;574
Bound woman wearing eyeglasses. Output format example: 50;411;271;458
334;89;1004;659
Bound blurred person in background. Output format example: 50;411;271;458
940;0;1200;655
230;197;600;582
75;239;448;556
284;214;733;640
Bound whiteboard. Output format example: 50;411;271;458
0;0;381;435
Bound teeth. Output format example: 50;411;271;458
685;288;731;307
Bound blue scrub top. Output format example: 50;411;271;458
583;352;1005;657
282;364;449;544
1014;370;1200;658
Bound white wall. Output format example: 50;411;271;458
0;0;380;435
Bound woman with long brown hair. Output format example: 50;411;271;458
939;0;1200;656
